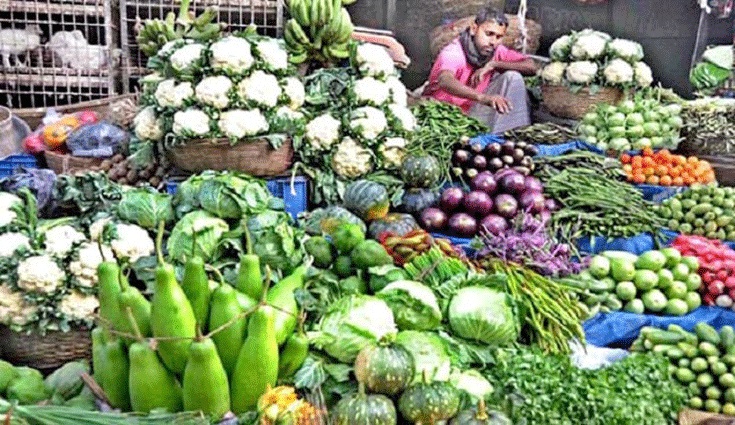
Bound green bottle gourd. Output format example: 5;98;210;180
181;256;211;329
118;271;152;339
230;304;279;414
150;223;197;375
208;284;248;377
182;335;231;419
101;336;131;411
97;261;123;334
278;323;309;379
91;327;107;386
266;265;307;345
128;341;183;413
236;226;262;300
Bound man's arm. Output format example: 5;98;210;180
491;58;538;76
437;70;510;113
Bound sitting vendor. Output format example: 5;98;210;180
424;7;537;133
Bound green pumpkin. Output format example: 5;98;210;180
354;343;415;396
301;206;367;235
401;155;441;189
400;189;439;216
332;383;398;425
343;180;390;222
450;400;512;425
398;372;460;424
368;213;419;239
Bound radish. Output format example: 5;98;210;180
716;295;734;308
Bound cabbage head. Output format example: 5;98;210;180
448;286;517;345
198;172;273;219
117;188;173;229
376;280;442;331
166;210;229;262
246;210;304;274
450;368;494;402
315;295;397;363
395;330;452;382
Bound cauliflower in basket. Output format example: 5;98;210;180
155;79;193;108
549;35;573;61
210;36;255;74
195;76;233;109
565;61;598;85
378;137;408;168
109;223;155;263
219;109;269;139
256;39;289;70
332;137;373;179
541;62;567;85
385;76;408;106
354;77;391;106
305;113;341;150
170;43;205;72
0;285;36;326
0;233;29;258
238;70;282;108
276;106;304;121
17;255;66;294
603;59;634;85
173;109;211;137
133;106;164;141
609;39;644;63
634;61;653;88
355;43;396;78
387;104;416;132
68;242;114;288
58;290;99;321
350;106;387;140
43;225;86;257
570;32;608;60
282;77;305;110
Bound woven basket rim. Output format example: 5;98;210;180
172;135;291;146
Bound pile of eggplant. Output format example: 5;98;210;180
452;140;538;180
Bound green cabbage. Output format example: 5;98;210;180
315;295;397;363
246;210;304;274
448;286;517;345
166;210;229;263
198;172;273;219
450;368;494;402
376;280;442;331
117;188;173;229
395;330;452;382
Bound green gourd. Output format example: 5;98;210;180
332;383;398;425
182;336;230;419
230;304;279;414
354;342;414;396
97;261;123;334
181;256;211;329
208;284;247;377
117;272;152;339
128;341;183;413
100;337;131;411
236;226;263;300
91;327;106;387
266;265;306;345
278;325;309;379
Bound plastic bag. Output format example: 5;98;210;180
569;341;629;369
66;122;128;158
22;109;101;155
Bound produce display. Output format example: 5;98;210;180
503;122;577;146
377;228;470;266
533;149;625;182
656;185;735;241
671;235;735;308
621;149;715;186
632;323;735;415
451;139;538;180
680;98;735;155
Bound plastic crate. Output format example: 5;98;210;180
165;175;309;221
0;154;38;178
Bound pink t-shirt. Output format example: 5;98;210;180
425;38;528;113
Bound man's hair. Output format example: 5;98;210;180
475;6;508;26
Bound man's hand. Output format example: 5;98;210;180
470;61;496;87
478;94;512;114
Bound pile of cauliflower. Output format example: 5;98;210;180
133;34;305;144
540;29;653;89
301;43;416;180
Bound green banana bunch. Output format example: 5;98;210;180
136;4;223;58
284;0;354;65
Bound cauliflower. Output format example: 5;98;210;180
195;76;233;109
170;43;205;71
219;109;269;139
43;225;86;256
256;39;289;70
570;33;608;60
355;43;396;78
0;232;29;257
603;58;634;85
354;77;391;106
210;36;255;74
276;106;305;121
68;242;114;288
305;113;341;150
549;35;573;61
332;137;373;178
609;38;644;62
58;291;99;321
154;79;193;108
17;255;66;294
350;106;387;140
89;217;112;241
110;223;155;262
541;62;567;84
378;137;408;168
158;39;188;57
0;192;21;212
133;106;164;141
565;61;599;85
173;109;211;137
237;70;282;108
282;77;305;110
0;285;36;326
385;76;408;106
634;61;653;87
0;210;16;228
387;104;417;132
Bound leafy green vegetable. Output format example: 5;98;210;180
376;280;442;331
197;172;273;219
394;330;452;383
448;286;517;346
245;210;304;274
166;210;229;263
117;188;173;229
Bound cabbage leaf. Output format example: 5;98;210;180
448;286;517;345
117;188;173;229
166;210;229;263
376;280;442;331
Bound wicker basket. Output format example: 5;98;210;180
169;138;294;177
0;326;91;371
13;94;139;131
430;14;542;58
541;84;623;120
45;150;105;175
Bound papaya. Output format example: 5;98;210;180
208;284;247;377
182;336;230;419
128;341;183;413
181;256;211;330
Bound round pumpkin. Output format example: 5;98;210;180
400;189;439;216
401;155;441;189
398;372;461;424
368;213;419;239
450;400;512;425
343;180;390;222
354;342;415;396
332;383;398;425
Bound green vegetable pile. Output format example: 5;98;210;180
679;98;735;155
503;122;577;146
0;360;93;409
534;150;625;183
690;45;733;95
656;185;735;241
632;323;735;415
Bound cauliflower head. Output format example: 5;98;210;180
219;109;269;139
133;106;164;141
350;106;387;140
0;210;16;228
210;36;255;74
256;39;289;70
385;76;408;106
173;109;211;137
541;62;567;84
0;233;29;258
603;58;634;85
110;223;155;263
387;104;417;132
354;77;391;106
0;285;36;326
282;77;305;110
17;255;66;294
570;33;608;60
276;106;305;121
238;70;282;108
332;137;373;179
68;242;114;288
634;61;653;87
378;137;408;168
305;113;341;150
155;79;193;108
170;43;205;72
609;39;644;63
195;76;233;109
43;225;86;257
549;35;573;61
355;43;396;78
565;61;599;85
58;291;99;321
89;217;112;242
0;192;22;212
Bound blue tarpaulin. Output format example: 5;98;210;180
576;233;655;256
635;184;687;203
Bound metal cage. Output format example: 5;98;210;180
119;0;284;93
0;0;118;109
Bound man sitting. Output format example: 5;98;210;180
424;7;538;133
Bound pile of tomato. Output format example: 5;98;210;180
621;148;716;186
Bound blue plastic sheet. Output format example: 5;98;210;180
584;306;735;348
430;232;477;257
635;184;687;203
576;233;655;255
535;140;604;157
468;134;504;148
